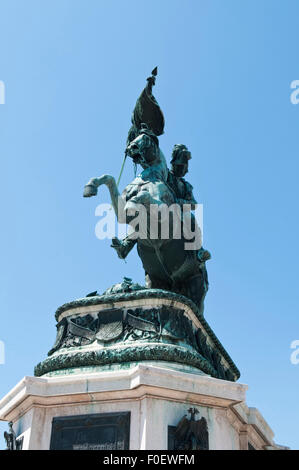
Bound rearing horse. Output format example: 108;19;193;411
83;126;209;316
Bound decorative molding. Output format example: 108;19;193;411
35;301;238;381
50;290;239;380
35;343;217;378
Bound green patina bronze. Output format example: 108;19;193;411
83;68;210;314
35;344;218;379
34;287;239;381
34;69;241;382
53;287;237;373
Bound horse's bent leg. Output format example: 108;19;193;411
83;177;100;197
106;178;126;223
83;175;114;198
184;272;208;316
111;235;137;259
83;175;126;223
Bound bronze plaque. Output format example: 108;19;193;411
50;412;130;450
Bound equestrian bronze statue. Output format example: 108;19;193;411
83;68;210;315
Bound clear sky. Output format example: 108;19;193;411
0;0;298;450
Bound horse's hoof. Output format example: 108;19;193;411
83;184;97;197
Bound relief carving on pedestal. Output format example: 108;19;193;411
168;408;209;450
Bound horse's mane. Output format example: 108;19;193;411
139;148;168;182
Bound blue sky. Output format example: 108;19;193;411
0;0;298;449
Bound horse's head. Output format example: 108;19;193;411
126;125;160;169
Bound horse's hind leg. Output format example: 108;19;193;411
183;271;208;316
145;273;172;291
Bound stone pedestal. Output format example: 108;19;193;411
0;289;287;450
0;363;280;450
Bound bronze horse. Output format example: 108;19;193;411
83;126;210;315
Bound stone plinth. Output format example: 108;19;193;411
0;289;288;450
0;363;283;450
34;289;240;382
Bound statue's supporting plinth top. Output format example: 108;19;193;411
34;288;240;381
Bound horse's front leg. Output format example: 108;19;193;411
83;175;113;198
83;175;126;223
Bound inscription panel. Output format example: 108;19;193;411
50;412;130;450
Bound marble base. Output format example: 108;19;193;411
0;363;284;450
